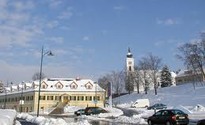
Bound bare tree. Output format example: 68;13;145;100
138;57;150;94
110;71;124;95
146;53;162;95
32;72;46;81
98;70;125;95
137;54;162;94
176;36;205;84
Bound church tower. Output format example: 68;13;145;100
126;48;135;73
126;48;139;92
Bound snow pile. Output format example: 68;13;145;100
191;104;205;112
173;105;193;114
17;113;91;125
0;109;16;125
64;105;82;113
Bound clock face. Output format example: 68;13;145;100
128;61;132;65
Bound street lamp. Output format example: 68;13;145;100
4;88;7;109
95;82;97;107
37;46;53;117
20;82;24;113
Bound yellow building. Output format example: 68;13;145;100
0;78;106;114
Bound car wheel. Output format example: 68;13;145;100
148;120;153;125
166;121;172;125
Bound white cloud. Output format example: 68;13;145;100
9;1;35;11
46;36;64;44
58;7;73;20
46;20;59;29
156;18;180;26
113;6;125;11
82;36;90;41
48;0;62;8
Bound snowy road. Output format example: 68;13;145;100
116;107;140;117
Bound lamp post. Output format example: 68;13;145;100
4;88;7;109
20;82;24;113
95;82;97;107
37;46;53;117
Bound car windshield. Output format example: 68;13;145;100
171;110;185;115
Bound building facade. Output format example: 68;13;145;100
175;70;204;84
0;78;105;114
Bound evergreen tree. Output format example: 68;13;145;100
0;81;3;93
160;65;172;87
125;72;134;94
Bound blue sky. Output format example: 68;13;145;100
0;0;205;84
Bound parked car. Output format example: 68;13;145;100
147;103;167;110
131;99;150;108
147;109;189;125
197;119;205;125
84;107;108;115
74;109;85;116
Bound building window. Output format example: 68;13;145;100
26;96;29;101
70;96;76;101
30;96;33;100
56;84;62;89
55;96;61;101
42;85;46;89
47;96;54;100
40;96;45;100
87;85;92;89
85;96;92;101
63;96;68;100
129;66;132;71
77;96;84;101
70;83;78;89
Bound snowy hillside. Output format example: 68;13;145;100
114;83;205;109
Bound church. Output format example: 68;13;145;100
125;48;176;92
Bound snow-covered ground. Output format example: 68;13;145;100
0;109;17;125
1;82;205;125
113;82;205;124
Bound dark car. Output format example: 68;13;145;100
197;119;205;125
74;109;85;116
147;103;167;110
84;107;108;115
147;109;189;125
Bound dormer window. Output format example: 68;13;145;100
41;82;48;89
87;85;92;89
85;82;93;89
55;82;63;89
70;82;78;89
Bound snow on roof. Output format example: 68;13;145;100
1;78;105;94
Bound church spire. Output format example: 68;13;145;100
127;47;133;58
